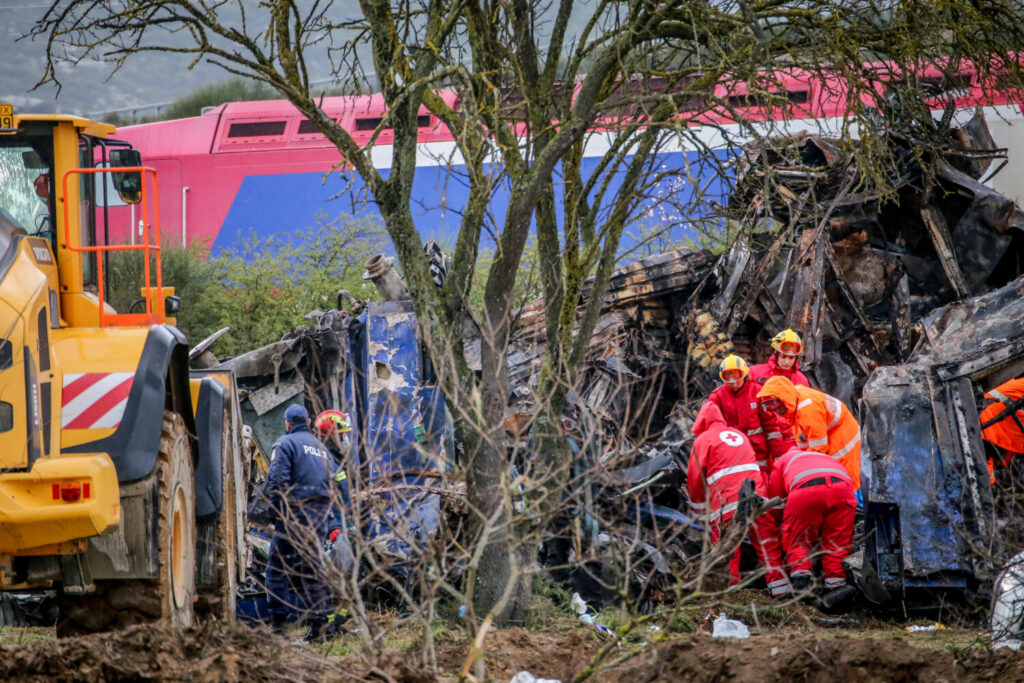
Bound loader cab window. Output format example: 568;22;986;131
78;137;99;289
0;141;54;242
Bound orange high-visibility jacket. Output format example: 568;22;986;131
758;376;862;490
980;377;1024;454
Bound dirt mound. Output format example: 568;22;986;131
0;621;335;682
614;632;1024;682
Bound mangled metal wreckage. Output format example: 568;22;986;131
201;107;1024;617
505;108;1024;609
191;269;453;618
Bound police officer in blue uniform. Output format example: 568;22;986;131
264;403;338;641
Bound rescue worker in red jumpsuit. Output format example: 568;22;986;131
757;375;863;497
767;448;857;592
750;329;810;389
708;354;795;473
979;377;1024;484
687;401;789;597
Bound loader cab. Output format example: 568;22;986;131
1;110;172;329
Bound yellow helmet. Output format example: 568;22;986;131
719;354;750;381
771;329;803;355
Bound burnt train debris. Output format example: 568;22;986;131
505;107;1024;607
201;106;1024;621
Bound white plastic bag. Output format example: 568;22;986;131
509;671;562;683
712;612;750;639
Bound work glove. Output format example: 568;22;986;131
324;528;342;553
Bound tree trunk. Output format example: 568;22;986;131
461;337;530;624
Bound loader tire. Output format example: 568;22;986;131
57;411;196;636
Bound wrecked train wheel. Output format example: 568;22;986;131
57;412;196;636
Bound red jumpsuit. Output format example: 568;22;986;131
708;378;795;472
767;448;856;588
750;353;810;389
688;402;788;596
757;375;862;492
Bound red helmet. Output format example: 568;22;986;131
314;409;351;437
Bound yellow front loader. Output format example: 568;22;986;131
0;105;245;635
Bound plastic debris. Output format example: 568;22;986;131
992;551;1024;650
712;612;750;639
904;623;948;633
571;593;618;639
509;672;562;683
571;593;588;617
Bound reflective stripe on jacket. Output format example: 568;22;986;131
707;379;794;469
766;448;855;499
688;401;768;523
758;376;862;491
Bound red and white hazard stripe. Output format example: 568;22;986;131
61;372;135;430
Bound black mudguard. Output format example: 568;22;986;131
64;324;196;483
194;377;225;519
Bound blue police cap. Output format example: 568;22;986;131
284;403;309;423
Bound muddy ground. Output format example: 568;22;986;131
2;596;1023;682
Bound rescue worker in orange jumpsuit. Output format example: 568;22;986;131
750;329;811;389
687;401;789;597
757;375;863;499
767;447;857;592
708;354;795;473
979;377;1024;483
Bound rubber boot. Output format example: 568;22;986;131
791;574;812;594
270;613;288;636
820;585;857;610
301;618;327;643
323;609;350;639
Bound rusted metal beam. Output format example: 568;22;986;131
919;201;971;300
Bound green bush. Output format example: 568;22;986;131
104;240;220;345
105;214;387;356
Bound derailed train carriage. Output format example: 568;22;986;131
202;106;1024;618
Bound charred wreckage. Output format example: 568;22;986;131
173;107;1024;626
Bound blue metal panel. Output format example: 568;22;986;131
346;301;450;557
357;300;447;482
213;150;734;255
861;364;986;591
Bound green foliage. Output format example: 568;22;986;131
525;575;576;630
663;606;704;634
105;214;386;355
105;240;220;345
469;237;544;318
157;77;278;121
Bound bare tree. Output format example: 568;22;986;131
30;0;1024;623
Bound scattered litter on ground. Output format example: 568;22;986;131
510;671;563;683
711;613;751;639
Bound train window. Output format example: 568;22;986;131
297;119;323;135
226;121;287;138
356;117;388;131
726;90;808;108
354;114;431;131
